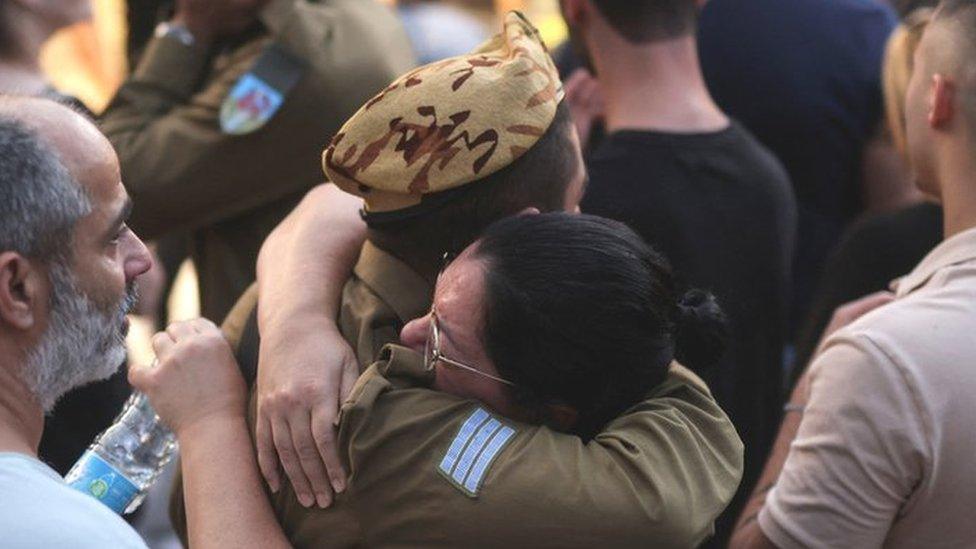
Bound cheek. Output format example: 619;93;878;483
79;254;127;307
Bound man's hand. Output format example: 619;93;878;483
820;291;895;345
251;184;366;509
172;0;272;45
254;319;360;509
564;68;605;151
130;319;247;437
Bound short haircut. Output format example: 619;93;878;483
590;0;698;43
368;100;578;260
474;213;728;440
0;114;91;263
934;0;976;138
883;8;933;158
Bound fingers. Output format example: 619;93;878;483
128;361;152;391
835;291;895;324
269;415;316;509
564;68;593;100
288;410;335;509
311;406;346;496
254;412;282;494
151;330;176;359
167;319;198;341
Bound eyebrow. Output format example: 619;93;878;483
104;197;133;241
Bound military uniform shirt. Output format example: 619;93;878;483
269;344;743;548
100;0;416;320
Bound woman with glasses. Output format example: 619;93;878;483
132;212;743;548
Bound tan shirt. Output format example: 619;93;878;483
760;226;976;548
101;0;415;320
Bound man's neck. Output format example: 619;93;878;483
936;141;976;239
0;342;43;457
591;34;728;134
366;234;442;287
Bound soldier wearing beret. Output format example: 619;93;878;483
99;0;415;322
166;13;741;546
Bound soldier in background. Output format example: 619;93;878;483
100;0;415;321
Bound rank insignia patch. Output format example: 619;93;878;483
220;43;305;135
437;407;516;497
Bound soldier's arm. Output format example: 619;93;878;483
496;370;745;546
254;183;367;506
343;354;745;547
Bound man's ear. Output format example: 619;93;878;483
0;252;43;331
929;74;956;129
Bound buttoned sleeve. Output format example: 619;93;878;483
759;335;928;549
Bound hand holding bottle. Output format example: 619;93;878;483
130;319;247;438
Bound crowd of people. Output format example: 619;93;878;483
1;0;974;547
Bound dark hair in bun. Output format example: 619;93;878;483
474;212;728;440
673;289;729;372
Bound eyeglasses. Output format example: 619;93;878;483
424;307;516;387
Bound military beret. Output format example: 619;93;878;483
322;11;564;219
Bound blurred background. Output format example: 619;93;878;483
43;0;567;113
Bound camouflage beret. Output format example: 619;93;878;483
322;11;565;216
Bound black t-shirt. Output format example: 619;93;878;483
698;0;897;332
581;124;797;533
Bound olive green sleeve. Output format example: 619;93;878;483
98;33;308;240
99;0;413;242
486;382;745;547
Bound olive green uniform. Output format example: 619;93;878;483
170;243;744;547
270;345;743;548
100;0;415;320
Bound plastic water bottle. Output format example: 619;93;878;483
65;391;178;514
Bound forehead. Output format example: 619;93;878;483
434;248;487;318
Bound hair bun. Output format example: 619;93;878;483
673;289;729;373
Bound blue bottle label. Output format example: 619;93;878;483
67;451;139;514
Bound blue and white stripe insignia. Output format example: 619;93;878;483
438;407;516;497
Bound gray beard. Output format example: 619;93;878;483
23;261;137;413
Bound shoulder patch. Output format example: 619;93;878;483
220;43;305;135
437;407;516;497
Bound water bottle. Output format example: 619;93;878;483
65;390;178;514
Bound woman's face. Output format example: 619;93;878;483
400;244;523;419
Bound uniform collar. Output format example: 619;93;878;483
893;225;976;297
353;240;433;324
375;344;434;385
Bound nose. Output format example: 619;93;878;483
400;314;430;352
123;232;153;284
